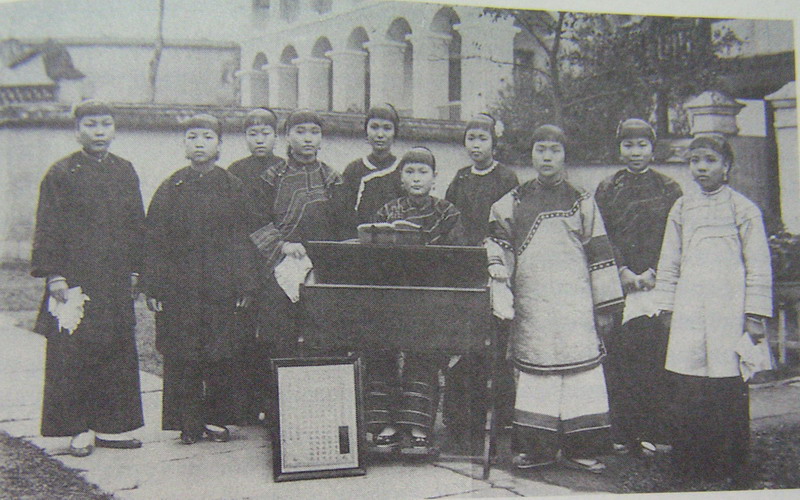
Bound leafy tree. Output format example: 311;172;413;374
484;9;740;164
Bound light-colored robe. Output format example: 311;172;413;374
486;179;624;374
655;185;773;378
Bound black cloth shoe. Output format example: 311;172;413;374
180;430;201;445
96;437;143;449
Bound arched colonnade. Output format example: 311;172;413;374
239;4;519;120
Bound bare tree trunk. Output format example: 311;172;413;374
549;12;566;125
148;0;165;103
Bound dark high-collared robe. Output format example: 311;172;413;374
442;161;519;433
227;153;284;205
445;162;519;246
594;168;682;275
143;165;259;430
32;150;145;437
594;167;682;446
338;153;399;238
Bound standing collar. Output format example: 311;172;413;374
364;153;398;171
471;160;497;176
701;185;727;197
624;166;651;175
80;149;111;164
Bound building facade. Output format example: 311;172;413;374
239;0;519;121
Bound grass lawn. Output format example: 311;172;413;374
0;431;112;500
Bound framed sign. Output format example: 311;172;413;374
271;356;366;482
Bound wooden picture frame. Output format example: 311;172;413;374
271;356;366;482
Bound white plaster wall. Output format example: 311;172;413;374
0;125;467;261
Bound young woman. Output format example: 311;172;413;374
143;114;258;444
339;104;401;238
248;109;344;358
443;113;519;439
655;134;772;485
487;125;623;473
32;99;145;457
227;107;285;424
594;119;682;455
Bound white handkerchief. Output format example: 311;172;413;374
622;288;659;325
47;286;90;334
735;332;774;381
274;255;313;303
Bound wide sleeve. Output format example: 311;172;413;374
31;168;66;278
654;198;684;312
593;179;627;272
124;163;147;275
739;205;773;317
485;193;516;275
334;162;362;239
232;187;261;295
141;181;173;301
430;206;466;246
248;177;286;268
580;195;624;312
444;173;462;206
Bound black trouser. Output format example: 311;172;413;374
443;320;515;434
668;372;750;481
604;314;671;446
161;357;243;434
512;424;611;462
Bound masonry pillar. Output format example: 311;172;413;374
238;70;270;107
767;82;799;232
267;63;298;109
295;57;331;111
684;90;780;215
408;31;451;119
683;90;745;136
456;19;519;119
328;49;367;112
365;40;408;115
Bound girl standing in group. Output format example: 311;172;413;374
227;107;285;424
443;113;519;440
487;125;623;473
594;119;682;455
655;134;772;485
32;100;145;457
248;109;344;358
143;114;258;444
339;104;401;238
